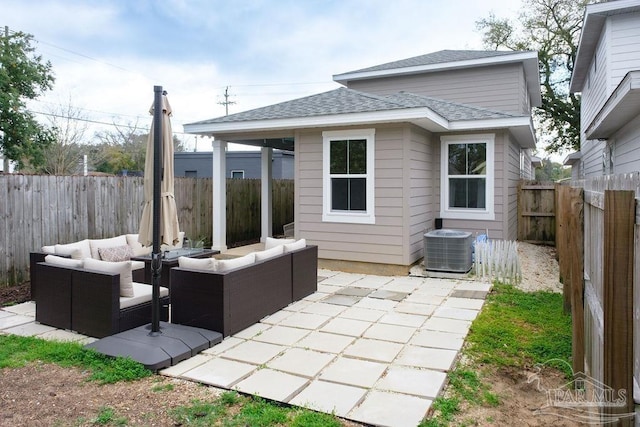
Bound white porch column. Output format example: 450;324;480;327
261;146;273;242
212;139;227;252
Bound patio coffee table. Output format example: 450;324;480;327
133;248;219;290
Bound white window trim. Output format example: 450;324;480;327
230;170;245;179
322;129;375;224
440;133;495;221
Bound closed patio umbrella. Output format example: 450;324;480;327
138;86;180;333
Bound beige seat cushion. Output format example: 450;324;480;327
120;282;168;309
89;236;127;259
83;258;134;297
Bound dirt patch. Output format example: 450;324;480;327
0;362;219;426
0;282;30;306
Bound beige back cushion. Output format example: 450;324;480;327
83;258;134;297
283;239;306;253
264;237;295;250
54;239;91;259
215;253;256;272
178;256;217;271
126;234;152;257
44;255;84;268
254;245;284;262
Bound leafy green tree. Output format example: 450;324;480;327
476;0;587;154
0;29;55;169
535;157;571;181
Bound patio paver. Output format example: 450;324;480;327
395;345;458;371
267;347;335;377
320;317;372;337
294;331;355;353
343;338;404;363
410;329;465;350
181;357;256;388
279;312;331;330
363;323;417;343
320;356;388;388
252;325;310;346
219;340;285;365
376;365;447;398
3;321;56;337
288;380;367;417
348;390;433;427
234;368;309;402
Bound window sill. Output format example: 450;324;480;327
440;209;495;221
322;212;375;224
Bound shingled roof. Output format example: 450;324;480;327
341;50;525;75
188;88;521;127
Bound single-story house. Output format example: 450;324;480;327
174;150;294;179
568;0;640;179
185;49;541;273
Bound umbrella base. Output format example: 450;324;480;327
85;321;222;371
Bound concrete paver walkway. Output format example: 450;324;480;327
0;269;490;427
162;269;490;427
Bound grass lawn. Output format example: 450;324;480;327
421;282;572;426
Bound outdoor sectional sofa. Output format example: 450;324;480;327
170;241;317;337
34;259;169;338
29;232;184;298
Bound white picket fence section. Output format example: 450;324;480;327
474;240;522;284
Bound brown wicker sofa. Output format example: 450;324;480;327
35;262;169;338
170;245;317;337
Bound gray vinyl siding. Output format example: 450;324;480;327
407;126;434;264
581;138;607;177
609;13;640;92
613;115;640;174
345;63;527;116
581;27;609;138
296;125;407;265
433;131;508;240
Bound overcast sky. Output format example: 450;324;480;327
4;0;523;151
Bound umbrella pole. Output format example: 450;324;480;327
150;85;163;335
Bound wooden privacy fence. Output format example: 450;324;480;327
0;175;294;287
557;174;640;423
517;181;556;244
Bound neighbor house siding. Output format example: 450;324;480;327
613;114;640;174
296;125;407;265
609;13;640;92
345;63;526;115
407;126;433;264
581;139;607;177
581;26;609;134
434;131;509;240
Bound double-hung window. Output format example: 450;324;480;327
322;129;375;224
440;134;494;220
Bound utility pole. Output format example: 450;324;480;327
217;86;236;116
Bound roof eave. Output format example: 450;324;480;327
585;71;640;139
183;108;450;136
449;116;537;149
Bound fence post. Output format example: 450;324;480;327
568;186;584;376
603;190;634;424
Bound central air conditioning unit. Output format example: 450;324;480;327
424;229;473;273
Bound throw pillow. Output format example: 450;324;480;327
99;245;134;262
41;245;56;254
83;258;134;297
89;235;127;259
44;255;84;268
254;245;284;262
264;237;295;250
178;256;217;271
283;239;306;253
215;253;256;272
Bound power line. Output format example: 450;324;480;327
217;86;236;116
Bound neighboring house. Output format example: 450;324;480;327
174;150;294;179
569;0;640;179
185;49;541;272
